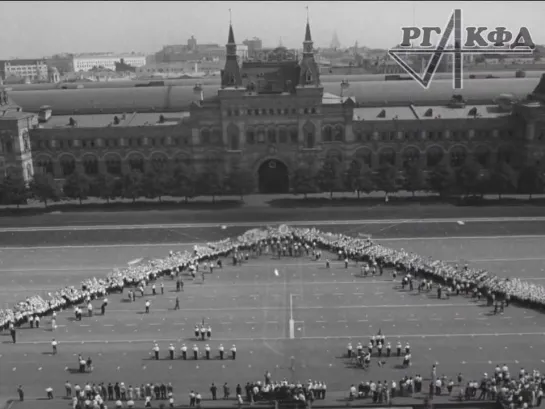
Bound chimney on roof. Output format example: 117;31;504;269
377;109;386;118
424;108;433;117
113;115;120;125
159;114;165;123
468;107;478;118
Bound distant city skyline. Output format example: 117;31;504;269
1;1;544;59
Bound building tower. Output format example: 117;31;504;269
299;15;321;87
331;31;341;50
221;20;242;88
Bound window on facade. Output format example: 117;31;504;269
437;131;443;140
228;125;240;150
60;157;76;176
290;128;298;144
200;129;210;145
37;158;54;175
269;109;274;115
247;109;252;116
254;109;260;116
246;129;255;144
5;141;13;153
291;108;297;115
323;126;333;142
306;132;315;148
278;128;288;144
149;138;155;147
277;109;282;115
334;125;344;142
105;157;122;175
267;128;277;144
83;157;99;175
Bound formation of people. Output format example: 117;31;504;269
151;342;237;361
2;224;543;332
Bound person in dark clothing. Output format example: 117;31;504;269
210;383;217;400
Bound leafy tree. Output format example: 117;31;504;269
290;167;318;199
354;164;375;198
142;171;169;202
1;174;29;208
374;164;398;197
63;171;91;205
91;173;118;204
30;173;60;207
489;162;517;199
456;159;485;197
344;161;361;193
195;167;224;203
122;170;144;203
518;165;543;200
316;157;344;198
428;165;455;198
225;166;256;201
168;166;195;203
404;163;427;197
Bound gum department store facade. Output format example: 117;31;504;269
1;21;545;193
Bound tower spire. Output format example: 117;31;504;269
221;13;242;88
299;8;320;87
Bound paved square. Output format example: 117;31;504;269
1;228;545;402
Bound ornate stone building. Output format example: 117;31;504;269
1;20;545;194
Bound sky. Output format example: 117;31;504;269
0;1;544;59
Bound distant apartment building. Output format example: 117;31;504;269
72;53;146;72
46;54;74;74
0;59;48;81
243;37;262;55
154;36;226;63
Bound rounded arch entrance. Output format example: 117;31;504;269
257;158;290;194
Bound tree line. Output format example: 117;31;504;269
0;158;544;208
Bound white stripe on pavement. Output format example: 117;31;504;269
1;216;545;233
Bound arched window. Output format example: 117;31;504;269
36;157;54;175
60;156;75;177
227;124;240;150
200;128;210;145
105;155;122;175
83;156;99;175
303;122;315;149
334;125;344;142
426;147;444;168
278;128;288;144
322;126;333;142
290;128;298;144
128;155;145;173
450;147;467;168
267;128;277;144
257;127;265;144
246;129;255;144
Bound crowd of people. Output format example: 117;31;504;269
2;225;545;331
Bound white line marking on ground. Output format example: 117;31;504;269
2;216;545;233
13;331;545;345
